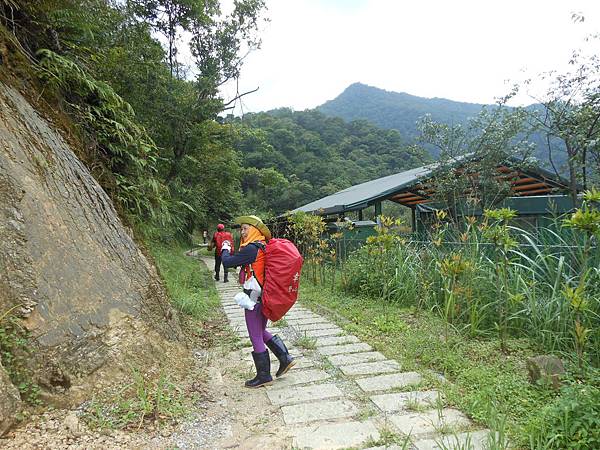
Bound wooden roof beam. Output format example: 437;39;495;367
513;182;549;192
392;191;420;199
512;177;539;185
519;187;552;196
404;199;432;206
393;195;424;202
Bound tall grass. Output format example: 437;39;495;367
147;243;221;321
339;218;600;366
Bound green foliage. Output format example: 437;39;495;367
35;49;168;223
298;282;554;448
147;242;220;321
0;308;41;405
286;211;327;284
518;43;600;194
326;215;600;366
9;0;264;239
83;369;188;430
230;109;429;215
527;375;600;449
317;83;485;150
563;189;600;236
418;107;535;213
294;333;317;350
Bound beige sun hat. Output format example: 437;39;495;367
234;215;272;240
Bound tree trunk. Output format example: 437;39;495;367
566;140;579;206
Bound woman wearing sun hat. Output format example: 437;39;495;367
219;215;295;388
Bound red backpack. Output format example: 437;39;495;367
259;239;304;322
214;231;234;256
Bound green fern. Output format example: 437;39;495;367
35;49;175;224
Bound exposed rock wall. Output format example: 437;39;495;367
0;82;184;418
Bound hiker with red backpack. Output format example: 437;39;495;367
209;223;234;283
220;215;303;388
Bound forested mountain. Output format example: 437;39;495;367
318;83;488;146
229;109;429;215
317;82;573;171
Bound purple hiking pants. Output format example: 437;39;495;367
245;303;273;352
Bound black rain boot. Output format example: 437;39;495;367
223;273;229;283
266;335;296;378
245;350;273;388
214;273;219;281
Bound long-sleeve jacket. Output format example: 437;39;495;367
220;244;259;268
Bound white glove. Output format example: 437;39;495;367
234;292;255;310
221;240;231;253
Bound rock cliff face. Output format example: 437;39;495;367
0;82;184;424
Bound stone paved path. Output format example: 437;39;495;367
208;260;495;450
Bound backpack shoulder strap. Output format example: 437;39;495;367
247;241;266;287
250;241;266;251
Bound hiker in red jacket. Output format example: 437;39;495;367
210;224;234;283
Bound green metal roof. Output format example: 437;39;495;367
291;155;573;216
292;163;436;215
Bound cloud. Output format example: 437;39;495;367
220;0;600;114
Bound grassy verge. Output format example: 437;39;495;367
299;281;555;448
148;243;220;321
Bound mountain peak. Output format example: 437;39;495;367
317;83;487;139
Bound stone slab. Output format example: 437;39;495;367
227;318;245;325
288;357;314;370
225;311;244;317
295;323;342;332
242;349;303;363
227;315;244;320
389;408;471;438
414;429;495;450
267;369;331;389
285;311;318;318
282;399;358;424
267;383;343;406
364;446;405;450
318;342;372;356
370;390;441;412
339;360;401;377
305;328;345;337
291;420;380;450
315;335;360;347
286;318;331;326
285;314;327;321
327;351;387;367
355;372;422;393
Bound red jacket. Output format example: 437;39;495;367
212;231;234;256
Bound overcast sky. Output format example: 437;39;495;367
218;0;600;115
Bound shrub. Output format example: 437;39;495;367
528;377;600;449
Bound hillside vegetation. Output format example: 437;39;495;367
230;108;428;214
